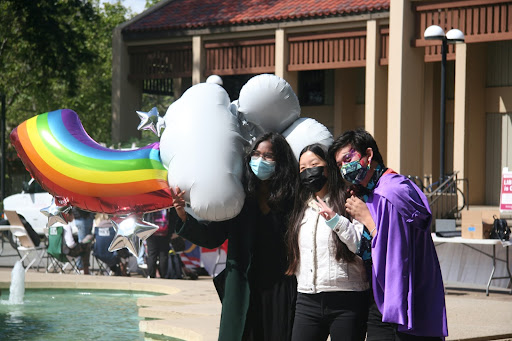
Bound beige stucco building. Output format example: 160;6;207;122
112;0;512;206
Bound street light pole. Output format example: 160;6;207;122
440;38;447;183
424;25;465;185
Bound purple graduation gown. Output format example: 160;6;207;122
366;173;448;337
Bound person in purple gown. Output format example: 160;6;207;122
328;129;448;340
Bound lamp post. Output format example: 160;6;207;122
424;25;465;183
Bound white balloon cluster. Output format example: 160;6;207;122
158;74;333;221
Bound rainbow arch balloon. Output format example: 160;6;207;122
10;109;173;214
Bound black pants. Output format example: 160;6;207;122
291;291;369;341
366;298;442;341
243;276;297;341
146;235;170;278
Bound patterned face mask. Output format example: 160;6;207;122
340;158;370;185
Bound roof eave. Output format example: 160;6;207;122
122;9;390;42
115;0;177;32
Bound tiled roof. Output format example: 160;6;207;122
124;0;390;33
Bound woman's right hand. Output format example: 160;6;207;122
170;186;187;222
316;196;337;221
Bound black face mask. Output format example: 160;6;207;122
300;166;328;193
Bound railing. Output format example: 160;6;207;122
128;44;193;80
414;0;512;62
407;172;469;231
205;38;275;76
427;172;470;224
380;27;389;66
288;30;367;71
426;173;460;223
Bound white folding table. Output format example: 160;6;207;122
431;233;512;296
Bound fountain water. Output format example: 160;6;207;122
9;260;25;304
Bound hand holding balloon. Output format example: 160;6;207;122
170;186;187;222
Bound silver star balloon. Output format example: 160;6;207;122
136;107;166;137
40;197;71;227
108;214;159;257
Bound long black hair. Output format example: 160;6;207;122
286;143;355;276
243;132;297;213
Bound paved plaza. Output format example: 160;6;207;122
1;242;512;340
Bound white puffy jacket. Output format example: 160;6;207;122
296;198;369;294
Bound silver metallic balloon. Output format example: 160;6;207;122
282;117;334;161
237;74;300;133
40;197;71;227
108;214;158;257
160;83;246;222
137;107;166;137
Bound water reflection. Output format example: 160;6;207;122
0;289;153;341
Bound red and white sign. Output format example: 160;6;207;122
500;168;512;212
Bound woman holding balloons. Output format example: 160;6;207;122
170;132;298;341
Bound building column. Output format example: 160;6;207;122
365;19;388;162
275;28;289;81
333;69;343;136
111;26;142;144
172;78;183;99
334;68;360;136
453;43;467;205
192;35;205;85
465;44;487;204
275;29;299;97
387;0;425;175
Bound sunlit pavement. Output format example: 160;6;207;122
1;246;512;340
0;238;221;341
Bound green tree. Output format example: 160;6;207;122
0;0;130;144
0;0;96;121
54;1;130;144
144;0;163;10
0;0;131;194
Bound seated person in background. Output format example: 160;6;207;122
93;216;129;276
62;212;94;274
71;207;95;273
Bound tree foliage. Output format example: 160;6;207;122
0;0;130;146
144;0;164;10
0;0;133;194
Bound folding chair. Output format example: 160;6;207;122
46;224;81;274
91;255;112;276
2;210;46;272
92;225;116;275
92;223;129;276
